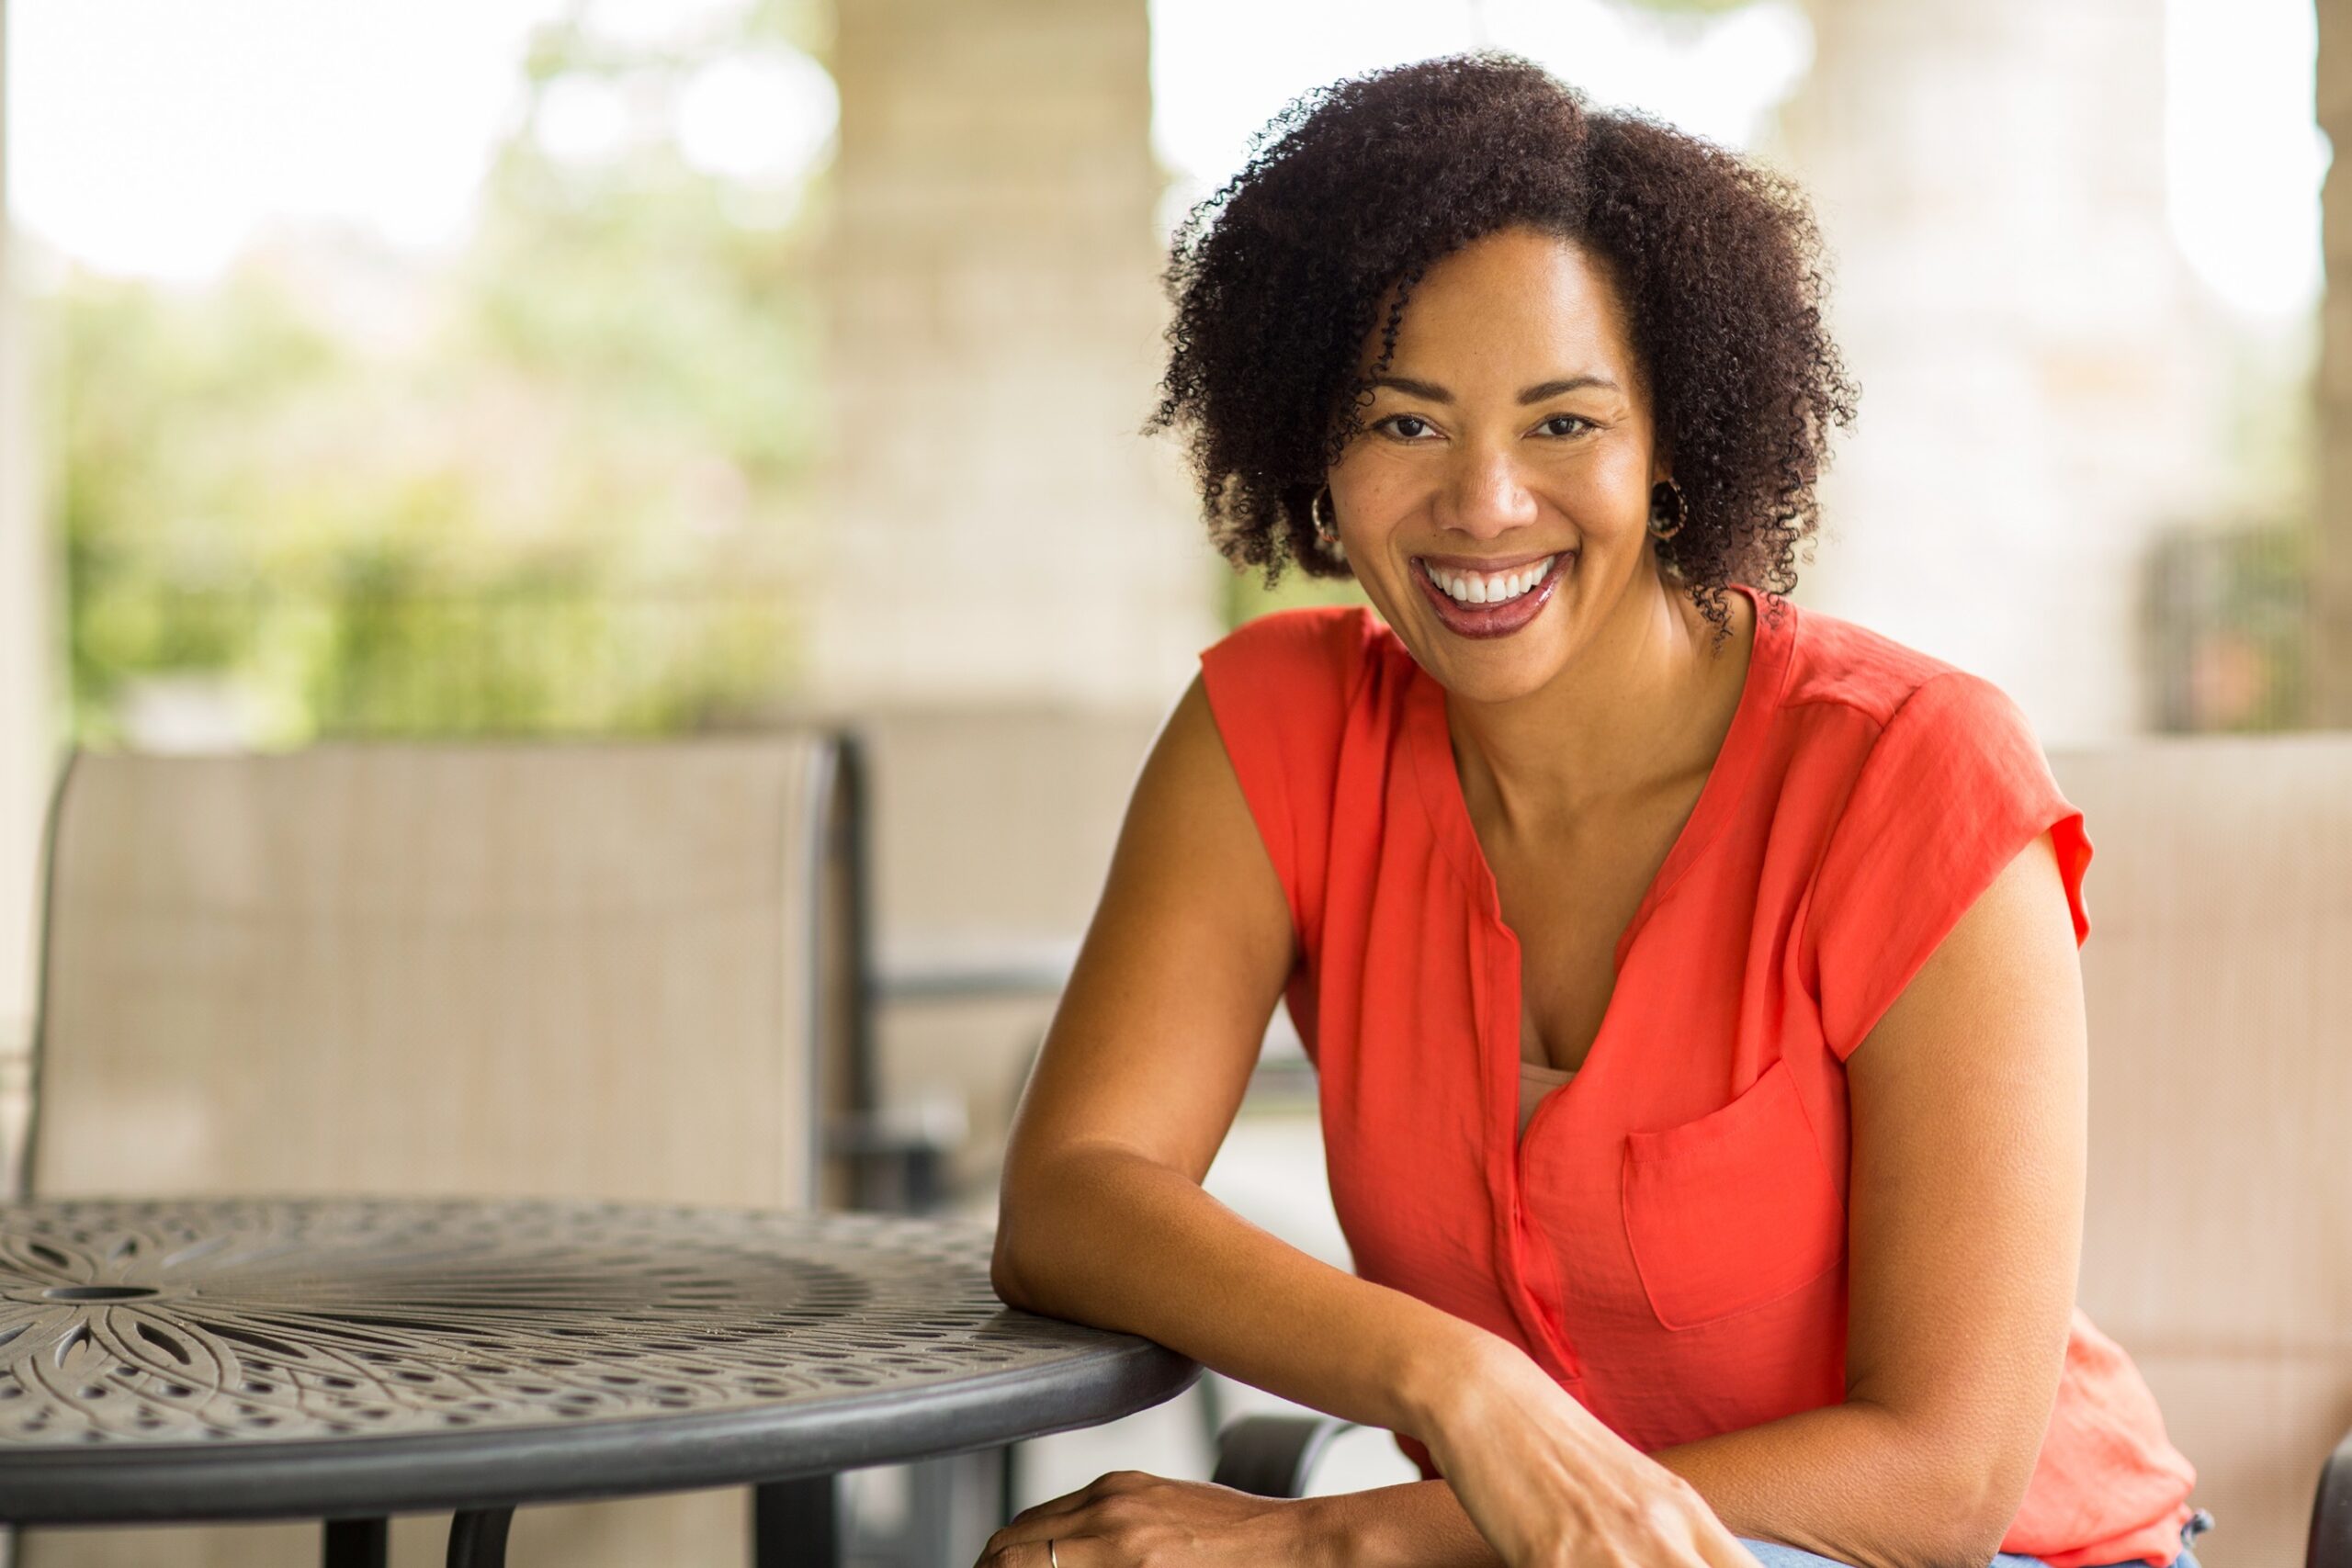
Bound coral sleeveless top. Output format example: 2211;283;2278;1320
1196;583;2198;1568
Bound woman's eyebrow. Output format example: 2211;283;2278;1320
1368;373;1620;403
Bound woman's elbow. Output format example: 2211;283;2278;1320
1856;1507;2012;1568
989;1140;1161;1316
989;1155;1081;1313
1928;1514;2018;1568
989;1179;1042;1311
989;1211;1041;1312
989;1247;1028;1312
1913;1449;2034;1568
1843;1410;2035;1568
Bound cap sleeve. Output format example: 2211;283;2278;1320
1196;606;1370;958
1805;670;2094;1063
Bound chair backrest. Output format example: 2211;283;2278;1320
2051;733;2352;1568
28;736;862;1205
20;735;866;1568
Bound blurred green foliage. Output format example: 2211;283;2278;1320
42;1;826;744
1217;553;1374;632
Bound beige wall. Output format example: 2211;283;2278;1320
806;0;1222;1172
2318;0;2352;726
810;0;1217;712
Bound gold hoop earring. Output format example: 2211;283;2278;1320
1646;479;1686;542
1312;486;1347;562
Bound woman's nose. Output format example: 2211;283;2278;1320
1440;445;1539;540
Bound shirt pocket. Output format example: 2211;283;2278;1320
1619;1055;1846;1332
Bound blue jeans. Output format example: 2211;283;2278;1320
1736;1506;2215;1568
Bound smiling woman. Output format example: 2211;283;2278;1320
1323;228;1697;696
986;51;2209;1568
1141;49;1857;655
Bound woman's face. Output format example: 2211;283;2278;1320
1324;224;1668;705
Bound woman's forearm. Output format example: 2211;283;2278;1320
997;1150;1998;1568
1647;1400;2011;1568
992;1143;1514;1451
1305;1400;2002;1568
1305;1480;1500;1568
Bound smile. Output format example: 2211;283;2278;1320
1412;551;1572;639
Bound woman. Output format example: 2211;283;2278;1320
981;52;2209;1568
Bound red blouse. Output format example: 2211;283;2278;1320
1196;582;2198;1568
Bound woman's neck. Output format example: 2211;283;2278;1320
1445;579;1752;845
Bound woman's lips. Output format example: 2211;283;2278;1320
1413;551;1572;639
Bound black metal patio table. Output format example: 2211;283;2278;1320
0;1196;1200;1568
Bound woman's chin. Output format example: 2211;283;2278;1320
1419;635;1570;706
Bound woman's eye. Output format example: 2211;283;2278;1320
1374;413;1589;440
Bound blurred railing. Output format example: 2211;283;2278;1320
75;585;800;746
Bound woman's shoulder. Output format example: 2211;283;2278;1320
1193;604;1404;954
1196;604;1399;721
1776;596;2038;753
1787;598;2092;1054
1200;603;1387;674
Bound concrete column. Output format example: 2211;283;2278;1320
809;0;1215;710
0;0;62;1182
1774;0;2225;742
2317;0;2352;725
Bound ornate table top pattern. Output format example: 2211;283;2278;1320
0;1197;1199;1523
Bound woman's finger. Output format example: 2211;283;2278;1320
981;1529;1099;1568
1005;1469;1136;1529
1005;1492;1093;1529
1697;1517;1767;1568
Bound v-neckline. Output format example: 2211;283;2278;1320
1404;581;1796;1151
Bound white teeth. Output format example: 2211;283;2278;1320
1427;555;1557;608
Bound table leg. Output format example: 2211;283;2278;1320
447;1506;514;1568
754;1475;840;1568
323;1517;389;1568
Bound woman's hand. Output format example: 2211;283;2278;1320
1419;1341;1762;1568
974;1468;1340;1568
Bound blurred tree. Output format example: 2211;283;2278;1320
40;0;830;743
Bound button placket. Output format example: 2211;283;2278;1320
1504;1190;1581;1382
1487;938;1583;1382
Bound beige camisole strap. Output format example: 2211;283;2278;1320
1519;998;1577;1135
1518;1059;1576;1135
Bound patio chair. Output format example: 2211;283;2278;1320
1211;731;2352;1568
16;735;947;1568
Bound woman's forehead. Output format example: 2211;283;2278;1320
1363;228;1637;386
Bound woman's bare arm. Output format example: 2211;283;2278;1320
989;672;1516;1458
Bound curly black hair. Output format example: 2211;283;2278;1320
1141;51;1859;647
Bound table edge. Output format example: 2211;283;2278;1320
0;1337;1204;1526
